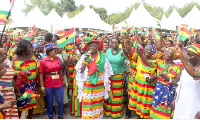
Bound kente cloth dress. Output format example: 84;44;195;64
128;48;157;119
149;59;182;119
12;56;37;111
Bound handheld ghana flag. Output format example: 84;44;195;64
121;27;127;34
157;21;161;27
180;24;188;28
133;39;137;48
151;27;161;40
179;27;193;41
130;27;136;34
145;31;150;37
7;31;13;36
125;21;129;29
19;88;40;101
114;26;118;32
136;27;143;33
0;10;11;23
57;27;74;48
90;30;98;37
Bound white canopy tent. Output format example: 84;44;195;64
182;5;200;29
54;13;71;31
10;6;51;31
116;4;158;29
165;9;183;30
45;8;63;32
160;14;173;30
69;6;112;31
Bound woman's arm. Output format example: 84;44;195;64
157;33;166;52
39;73;46;96
12;78;21;98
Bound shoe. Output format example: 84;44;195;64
58;117;63;119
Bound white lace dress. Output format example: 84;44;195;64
173;69;200;119
75;54;113;119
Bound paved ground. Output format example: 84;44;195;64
31;95;137;119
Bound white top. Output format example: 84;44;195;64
173;69;200;119
75;54;113;102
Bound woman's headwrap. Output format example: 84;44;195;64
166;47;178;59
32;43;40;48
188;44;200;56
16;36;23;40
146;45;156;53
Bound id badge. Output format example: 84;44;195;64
51;75;59;79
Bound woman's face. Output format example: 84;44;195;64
88;42;98;54
154;39;159;49
166;41;173;48
144;46;153;58
14;38;22;45
147;40;152;45
0;48;7;62
33;47;39;58
26;44;33;55
56;48;62;54
49;49;57;58
164;48;174;61
78;44;85;55
109;40;113;48
111;39;119;49
103;43;109;52
38;42;44;53
187;50;199;65
178;40;184;48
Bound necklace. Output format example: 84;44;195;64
111;48;119;55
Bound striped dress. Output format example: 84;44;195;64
70;71;82;117
149;59;182;119
128;56;157;118
75;54;113;119
0;59;19;119
68;63;75;90
12;56;37;111
104;49;127;118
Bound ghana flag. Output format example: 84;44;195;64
57;27;74;48
151;27;161;40
145;31;150;37
66;43;74;54
114;26;118;31
156;21;161;27
7;31;13;36
121;27;127;34
179;27;193;41
133;39;137;48
58;30;65;36
125;21;129;29
0;10;11;23
130;27;136;34
136;27;143;33
90;30;98;37
19;88;39;101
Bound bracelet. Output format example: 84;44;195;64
82;61;89;65
41;87;45;90
168;78;172;83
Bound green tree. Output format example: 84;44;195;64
164;5;177;18
89;5;108;22
144;3;164;20
67;4;85;18
177;2;200;17
54;0;76;16
22;0;55;16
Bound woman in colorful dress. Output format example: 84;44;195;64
75;39;113;119
12;40;37;119
103;37;127;118
0;48;19;119
127;44;157;119
70;42;85;117
136;47;182;119
173;44;200;119
32;43;45;115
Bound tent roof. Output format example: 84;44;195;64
127;4;158;28
10;6;50;31
166;9;183;30
183;5;200;29
69;6;112;31
46;8;62;25
116;4;158;28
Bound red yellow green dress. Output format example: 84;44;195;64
128;48;157;119
149;59;182;119
12;56;37;111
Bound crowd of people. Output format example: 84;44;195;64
0;28;199;119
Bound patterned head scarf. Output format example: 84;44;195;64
32;43;40;48
146;45;156;54
188;44;200;56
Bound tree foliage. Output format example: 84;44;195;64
22;0;200;25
